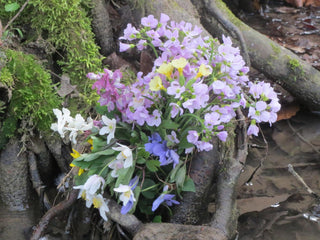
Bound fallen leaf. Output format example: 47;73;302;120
57;74;77;97
274;6;299;14
277;102;300;121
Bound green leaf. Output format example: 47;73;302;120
141;179;157;199
175;164;186;189
169;162;183;182
186;78;197;90
153;215;162;223
115;166;134;187
129;186;141;213
160;119;180;130
74;149;115;162
91;136;108;152
182;177;196;192
140;131;149;143
136;158;146;164
146;160;160;172
5;3;20;12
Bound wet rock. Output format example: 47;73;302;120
0;137;29;210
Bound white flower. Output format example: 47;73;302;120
112;143;133;168
99;115;117;144
73;174;105;200
51;108;72;138
90;194;110;221
113;184;136;206
51;108;93;144
66;114;93;144
108;158;125;178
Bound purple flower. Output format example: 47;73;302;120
169;103;183;118
146;109;162;127
119;23;139;40
204;112;221;129
167;81;185;99
167;131;180;144
141;15;158;29
217;131;228;142
152;186;179;211
119;42;133;52
145;133;179;168
247;124;259;136
195;141;213;151
187;131;199;144
256;101;267;111
160;13;170;25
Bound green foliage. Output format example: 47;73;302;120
0;111;18;150
1;49;61;130
29;0;103;88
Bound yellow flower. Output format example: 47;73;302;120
149;76;165;91
157;62;173;79
172;57;188;75
196;64;212;79
87;138;93;150
70;148;81;159
70;149;84;176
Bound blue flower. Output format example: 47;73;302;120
144;133;180;168
152;190;180;211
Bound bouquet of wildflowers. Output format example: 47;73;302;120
51;14;280;221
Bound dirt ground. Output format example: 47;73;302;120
231;2;320;239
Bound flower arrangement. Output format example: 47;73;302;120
51;13;280;221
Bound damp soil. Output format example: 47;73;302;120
233;2;320;239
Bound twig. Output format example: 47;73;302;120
3;0;30;33
30;189;79;240
288;164;320;199
287;119;320;154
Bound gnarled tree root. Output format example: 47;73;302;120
30;189;79;240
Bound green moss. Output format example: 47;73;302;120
287;56;304;81
271;43;281;55
29;0;103;87
1;49;61;130
215;0;247;30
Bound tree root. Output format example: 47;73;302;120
170;141;220;225
210;109;248;239
30;189;79;240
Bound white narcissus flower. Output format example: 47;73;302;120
112;143;133;168
99;115;117;144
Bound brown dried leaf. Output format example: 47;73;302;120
277;103;300;121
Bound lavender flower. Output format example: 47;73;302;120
152;186;179;211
